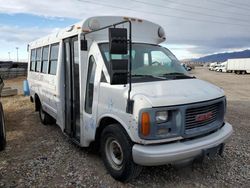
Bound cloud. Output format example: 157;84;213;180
0;0;250;60
0;25;59;44
0;0;125;19
0;25;60;61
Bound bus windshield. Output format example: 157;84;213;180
98;43;190;81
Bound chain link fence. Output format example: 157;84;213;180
0;68;27;79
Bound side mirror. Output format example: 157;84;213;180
109;28;129;85
110;59;128;85
109;28;127;54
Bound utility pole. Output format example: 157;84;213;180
16;47;19;62
8;52;11;61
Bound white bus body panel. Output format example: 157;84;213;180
28;16;166;146
28;41;65;130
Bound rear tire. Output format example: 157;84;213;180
0;104;6;151
39;104;54;125
101;124;142;182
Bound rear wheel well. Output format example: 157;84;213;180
34;94;41;111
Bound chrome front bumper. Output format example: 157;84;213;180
132;122;233;166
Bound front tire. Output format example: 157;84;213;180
101;124;142;182
0;104;6;151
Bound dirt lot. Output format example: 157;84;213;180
0;68;249;187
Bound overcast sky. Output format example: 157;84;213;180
0;0;250;61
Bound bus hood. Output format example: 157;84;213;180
130;79;225;107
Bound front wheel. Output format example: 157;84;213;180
101;124;142;182
0;105;6;151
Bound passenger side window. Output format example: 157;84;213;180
151;51;171;66
35;48;42;72
85;56;97;114
49;43;59;75
41;46;49;73
30;49;36;71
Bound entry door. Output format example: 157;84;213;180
64;37;81;141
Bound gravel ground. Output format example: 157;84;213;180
0;69;249;187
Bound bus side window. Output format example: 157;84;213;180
30;49;36;71
41;46;49;74
49;43;59;75
85;56;97;114
35;48;42;72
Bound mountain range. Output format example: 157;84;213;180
191;49;250;63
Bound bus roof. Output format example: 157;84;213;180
29;16;166;49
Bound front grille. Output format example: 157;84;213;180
185;102;220;130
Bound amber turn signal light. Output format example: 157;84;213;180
141;112;151;136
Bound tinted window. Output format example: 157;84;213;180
41;46;49;73
85;56;96;114
30;49;36;71
49;43;59;75
36;48;42;72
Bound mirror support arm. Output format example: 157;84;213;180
83;20;134;114
126;21;133;114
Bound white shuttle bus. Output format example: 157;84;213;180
28;16;233;182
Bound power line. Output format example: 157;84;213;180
208;0;250;11
77;0;250;27
223;0;250;7
132;0;250;24
161;0;250;17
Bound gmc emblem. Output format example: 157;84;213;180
195;111;213;122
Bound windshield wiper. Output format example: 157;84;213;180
159;72;195;79
132;74;166;79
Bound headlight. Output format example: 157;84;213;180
156;111;168;123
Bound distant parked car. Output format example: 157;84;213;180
181;63;192;71
215;62;228;73
209;62;219;71
214;66;220;72
0;76;6;151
